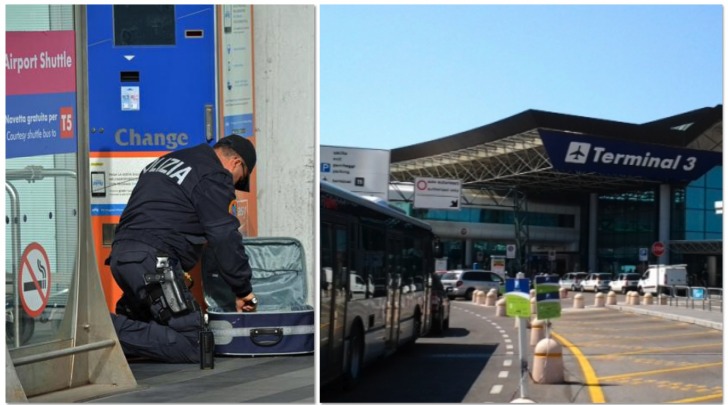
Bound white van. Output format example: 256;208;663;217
637;264;688;296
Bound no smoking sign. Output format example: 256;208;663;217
18;242;52;317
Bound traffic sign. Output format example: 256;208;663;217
18;242;52;317
505;278;531;317
638;247;648;261
652;241;665;257
534;276;561;319
506;244;516;259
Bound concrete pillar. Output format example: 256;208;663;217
588;193;598;272
657;184;671;265
707;256;717;287
594;292;605;307
465;239;473;268
573;293;584;309
255;5;316;302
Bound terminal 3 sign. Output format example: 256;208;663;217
539;129;721;182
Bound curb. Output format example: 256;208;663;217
605;304;723;331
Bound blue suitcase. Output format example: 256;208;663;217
202;237;314;356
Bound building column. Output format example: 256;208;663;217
658;184;671;265
465;238;473;269
707;256;717;287
588;193;598;272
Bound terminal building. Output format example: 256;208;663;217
384;105;722;286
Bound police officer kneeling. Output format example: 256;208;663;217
109;135;258;363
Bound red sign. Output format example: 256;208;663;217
6;31;77;96
18;242;52;317
652;241;665;257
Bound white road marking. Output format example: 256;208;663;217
490;385;503;394
504;359;513;367
498;371;509;378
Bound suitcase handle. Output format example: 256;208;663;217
250;328;283;347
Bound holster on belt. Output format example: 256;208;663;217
143;255;195;322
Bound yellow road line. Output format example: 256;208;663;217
668;393;724;403
599;362;723;381
594;342;722;357
551;331;605;403
581;330;720;346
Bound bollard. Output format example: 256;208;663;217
530;297;537;316
606;291;617;305
530;289;536;299
530;319;545;345
532;338;564;384
472;289;480;303
626;291;636;305
642;294;653;305
559;287;568;299
658;294;667;305
632;292;640;306
485;289;497;307
594;292;605;308
496;297;506;317
573;293;584;309
510;398;536;403
475;290;486;305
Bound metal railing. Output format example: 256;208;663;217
666;285;722;313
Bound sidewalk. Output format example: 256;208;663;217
606;301;723;330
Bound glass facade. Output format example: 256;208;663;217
675;166;723;241
6;5;78;348
595;190;657;274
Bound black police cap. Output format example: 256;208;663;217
216;135;257;192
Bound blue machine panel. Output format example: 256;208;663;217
87;5;217;152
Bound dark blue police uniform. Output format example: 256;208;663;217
110;143;252;363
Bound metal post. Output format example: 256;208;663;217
518;316;529;399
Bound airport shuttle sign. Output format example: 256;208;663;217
539;129;721;182
413;177;462;210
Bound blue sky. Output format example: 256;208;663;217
320;5;723;150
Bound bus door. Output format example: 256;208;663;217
86;5;216;310
385;236;404;349
384;272;402;350
320;221;349;382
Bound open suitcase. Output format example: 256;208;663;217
201;237;314;356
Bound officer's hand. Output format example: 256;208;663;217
236;293;258;313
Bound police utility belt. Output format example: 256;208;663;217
143;255;197;323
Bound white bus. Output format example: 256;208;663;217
320;181;438;389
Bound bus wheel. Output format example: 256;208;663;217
432;309;444;335
343;324;363;390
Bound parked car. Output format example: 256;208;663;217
559;272;588;291
581;273;612;292
440;270;504;301
429;275;450;335
609;273;641;294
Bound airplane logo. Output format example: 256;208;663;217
565;142;590;164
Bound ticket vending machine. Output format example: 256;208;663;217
87;5;216;310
